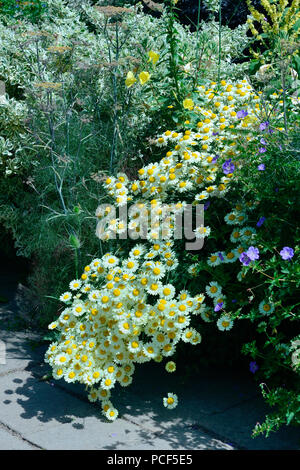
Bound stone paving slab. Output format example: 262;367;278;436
0;329;299;450
27;414;233;451
114;375;299;450
53;361;258;421
193;395;300;450
0;330;44;376
0;370;233;450
0;427;35;450
47;371;244;447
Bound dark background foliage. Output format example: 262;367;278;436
112;0;262;29
171;0;262;29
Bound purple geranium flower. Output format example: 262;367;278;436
237;109;248;119
260;138;267;145
257;217;266;227
218;252;224;261
258;164;265;171
204;201;210;211
212;155;220;163
240;247;260;265
260;121;269;131
246;246;260;261
249;361;259;374
222;158;235;175
239;252;251;266
279;247;294;260
214;302;224;312
258;147;267;153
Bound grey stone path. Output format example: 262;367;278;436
0;269;299;450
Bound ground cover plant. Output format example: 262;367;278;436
0;0;299;438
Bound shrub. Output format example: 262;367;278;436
0;0;249;327
1;0;298;437
45;0;299;427
45;76;292;421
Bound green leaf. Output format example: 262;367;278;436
286;411;295;426
69;233;81;249
292;55;300;78
248;60;260;75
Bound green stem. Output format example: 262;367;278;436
281;68;288;134
110;21;120;175
252;351;293;372
195;0;201;88
218;0;222;85
74;247;79;279
166;2;182;108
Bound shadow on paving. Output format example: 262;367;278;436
106;363;300;450
3;345;299;450
0;337;299;450
3;373;103;426
1;369;232;450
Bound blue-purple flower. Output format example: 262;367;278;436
240;246;260;266
257;217;266;227
222;159;235;175
258;164;265;171
260;121;269;131
246;246;260;261
218;252;224;261
204;201;211;211
258;147;267;154
214;302;224;312
249;361;259;374
279;247;294;260
237;110;248;119
239;252;251;266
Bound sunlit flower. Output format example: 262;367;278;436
125;71;136;87
183;98;194;110
139;71;151;85
59;292;72;302
148;50;160;65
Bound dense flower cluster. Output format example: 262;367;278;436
247;0;300;38
46;250;203;420
46;78;270;420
